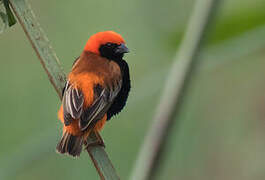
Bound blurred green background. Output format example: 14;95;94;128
1;0;265;179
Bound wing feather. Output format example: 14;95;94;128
62;81;84;125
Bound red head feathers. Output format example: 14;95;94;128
84;31;126;55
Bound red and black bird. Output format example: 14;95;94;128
56;31;131;157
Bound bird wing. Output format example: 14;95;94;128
79;80;122;131
62;78;122;131
62;81;84;125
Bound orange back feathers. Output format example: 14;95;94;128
84;31;125;55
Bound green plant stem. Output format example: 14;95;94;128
8;0;119;179
130;0;220;180
9;0;65;96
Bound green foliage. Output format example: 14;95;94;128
2;0;16;26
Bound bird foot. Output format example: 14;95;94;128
84;131;105;150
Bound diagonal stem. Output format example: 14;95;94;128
8;0;119;179
130;0;220;179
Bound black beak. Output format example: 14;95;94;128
115;43;129;54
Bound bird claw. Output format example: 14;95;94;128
84;131;105;149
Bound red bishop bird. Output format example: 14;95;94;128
56;31;131;157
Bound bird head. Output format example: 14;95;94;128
84;31;129;60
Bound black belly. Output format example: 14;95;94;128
107;59;131;120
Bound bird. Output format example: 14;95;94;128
56;31;131;157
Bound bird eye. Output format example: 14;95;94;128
106;43;112;47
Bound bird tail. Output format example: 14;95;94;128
56;132;83;157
